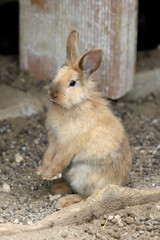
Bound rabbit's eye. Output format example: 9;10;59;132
69;80;76;87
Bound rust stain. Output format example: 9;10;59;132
28;54;54;79
31;0;48;11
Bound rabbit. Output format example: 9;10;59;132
37;30;132;208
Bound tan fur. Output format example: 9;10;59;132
51;179;72;194
37;30;132;207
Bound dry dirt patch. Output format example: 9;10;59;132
0;185;160;240
0;55;160;239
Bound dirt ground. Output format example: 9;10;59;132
0;55;160;239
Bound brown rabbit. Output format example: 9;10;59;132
37;30;132;208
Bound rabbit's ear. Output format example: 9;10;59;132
66;30;79;63
78;48;103;75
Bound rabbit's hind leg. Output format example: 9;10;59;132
55;194;84;209
51;178;72;194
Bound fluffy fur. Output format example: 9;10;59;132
37;30;132;207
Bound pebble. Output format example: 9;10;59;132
140;216;147;221
100;220;105;226
95;232;101;238
101;236;108;240
14;219;19;224
139;230;144;235
43;202;48;208
48;194;61;201
20;78;26;83
27;220;33;225
108;215;114;221
34;138;40;145
15;153;23;163
152;119;158;125
118;223;124;228
30;186;35;191
21;146;26;151
149;215;154;220
115;215;121;220
2;183;11;192
125;217;134;225
0;128;5;133
132;233;139;238
61;232;67;238
157;144;160;150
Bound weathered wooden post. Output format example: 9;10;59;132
20;0;137;99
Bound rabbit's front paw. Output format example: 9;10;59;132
36;165;46;175
42;167;59;180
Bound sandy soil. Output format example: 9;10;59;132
0;55;160;239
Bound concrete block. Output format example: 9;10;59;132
0;85;44;121
124;69;160;100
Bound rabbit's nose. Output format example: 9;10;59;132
51;91;58;99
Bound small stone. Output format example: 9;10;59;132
48;194;55;202
132;233;138;238
48;194;61;201
95;232;101;238
140;216;146;221
27;220;33;225
43;202;48;208
123;232;128;238
20;78;26;83
152;119;158;125
21;146;26;151
43;85;50;90
136;225;145;231
61;232;67;238
14;219;19;224
139;230;144;235
118;223;124;228
86;226;92;234
157;144;160;150
101;237;108;240
30;186;35;191
115;215;121;220
111;232;120;239
15;153;23;163
100;220;105;226
0;128;4;133
2;183;11;192
147;226;153;232
108;215;114;221
3;213;10;219
29;204;33;209
125;216;134;225
34;138;40;145
152;220;159;225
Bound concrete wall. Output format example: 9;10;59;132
20;0;137;99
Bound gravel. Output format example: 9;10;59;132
0;55;160;239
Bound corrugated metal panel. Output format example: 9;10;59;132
20;0;137;99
